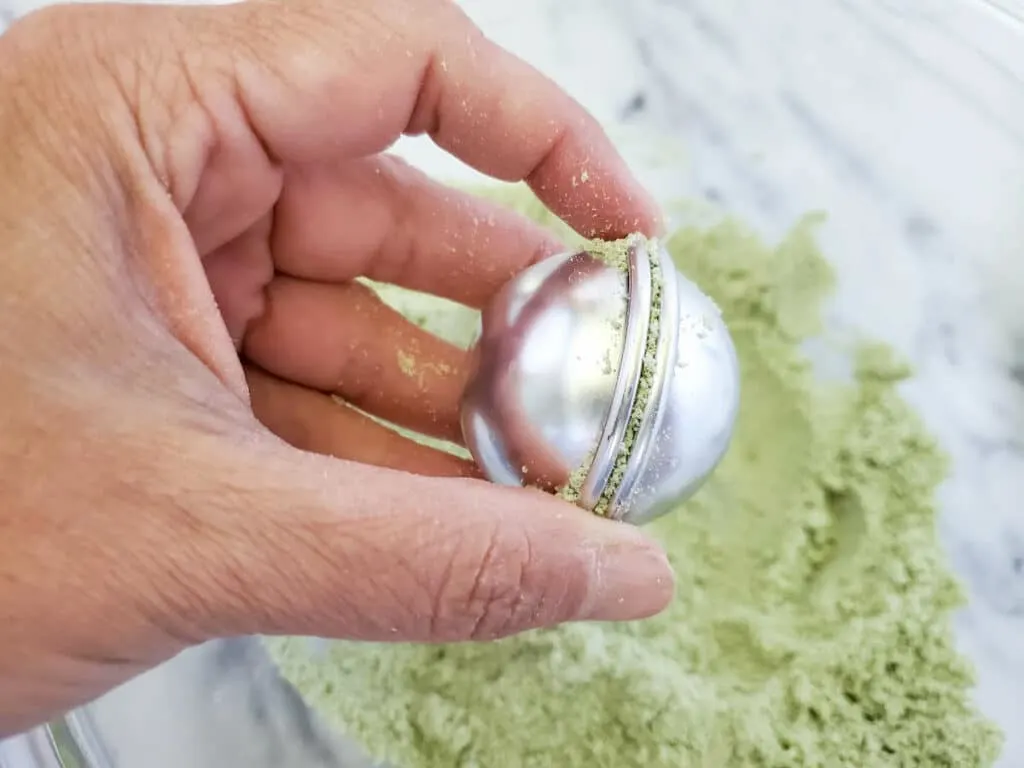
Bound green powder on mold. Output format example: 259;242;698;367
268;185;1002;767
556;454;592;505
553;233;661;515
581;234;632;272
594;236;663;518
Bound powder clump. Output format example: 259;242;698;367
556;455;592;504
268;185;1002;768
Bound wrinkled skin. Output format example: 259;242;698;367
0;0;674;736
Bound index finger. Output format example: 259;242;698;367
404;7;664;239
222;0;662;239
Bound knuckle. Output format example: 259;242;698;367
434;519;580;641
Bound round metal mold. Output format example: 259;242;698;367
460;236;741;525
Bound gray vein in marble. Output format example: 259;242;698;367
618;91;648;121
778;91;878;186
632;34;784;213
934;19;1024;91
652;0;736;57
982;0;1024;27
835;0;1024;147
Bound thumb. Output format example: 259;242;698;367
167;431;675;644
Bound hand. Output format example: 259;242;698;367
0;0;673;736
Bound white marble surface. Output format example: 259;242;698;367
2;0;1024;766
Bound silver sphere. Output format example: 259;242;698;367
460;238;740;526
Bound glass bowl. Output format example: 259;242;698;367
2;0;1024;766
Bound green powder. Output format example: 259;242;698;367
554;233;661;513
267;185;1002;767
581;235;633;272
594;236;664;518
556;457;592;505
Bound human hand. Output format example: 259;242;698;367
0;0;673;735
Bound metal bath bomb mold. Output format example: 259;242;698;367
460;234;741;527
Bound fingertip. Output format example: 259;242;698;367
523;130;665;240
508;488;676;624
418;15;663;242
639;190;669;238
578;528;676;622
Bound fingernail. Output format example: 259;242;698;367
580;531;675;622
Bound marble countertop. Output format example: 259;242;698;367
2;0;1023;766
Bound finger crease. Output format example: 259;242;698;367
405;51;442;138
466;526;502;640
524;123;571;189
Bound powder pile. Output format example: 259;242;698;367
268;186;1002;767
